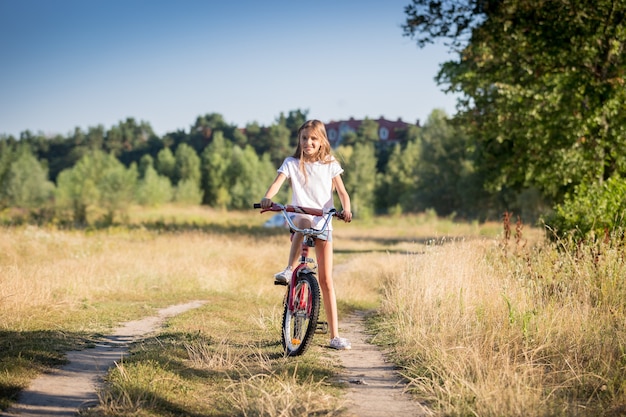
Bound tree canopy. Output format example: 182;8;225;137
0;106;522;225
404;0;626;203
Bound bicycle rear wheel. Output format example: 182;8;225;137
281;272;321;356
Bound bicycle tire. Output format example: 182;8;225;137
281;272;321;356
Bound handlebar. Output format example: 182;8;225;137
254;202;346;236
253;202;345;219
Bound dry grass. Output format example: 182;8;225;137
225;369;344;417
375;235;626;417
0;205;288;330
0;205;349;415
4;205;621;416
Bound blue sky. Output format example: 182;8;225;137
0;0;459;138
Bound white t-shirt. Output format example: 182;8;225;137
278;156;344;230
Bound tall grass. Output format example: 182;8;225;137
375;234;626;416
0;205;350;415
0;205;289;329
0;226;235;329
9;206;617;416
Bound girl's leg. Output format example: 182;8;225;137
315;238;339;339
287;217;312;269
275;217;310;282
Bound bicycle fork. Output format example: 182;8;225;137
286;269;328;335
284;236;329;335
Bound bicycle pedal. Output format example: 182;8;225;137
316;321;329;334
274;280;288;286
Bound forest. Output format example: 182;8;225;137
0;109;537;226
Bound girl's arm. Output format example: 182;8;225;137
332;175;352;223
260;172;287;208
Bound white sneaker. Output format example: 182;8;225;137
274;267;292;284
329;337;351;350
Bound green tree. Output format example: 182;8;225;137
248;121;291;167
283;109;309;147
55;151;136;225
138;154;154;179
104;125;124;156
188;113;239;152
228;145;276;209
104;118;155;156
169;144;201;205
548;175;626;240
201;132;233;208
414;109;469;216
55;154;101;225
244;122;263;156
174;143;201;185
0;140;15;207
98;161;137;223
376;136;422;213
2;145;54;209
136;164;173;206
231;128;248;149
341;143;377;218
19;130;49;155
174;179;203;205
45;133;85;182
156;147;176;183
85;125;105;150
192;113;231;134
403;0;626;204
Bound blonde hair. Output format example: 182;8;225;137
293;119;334;183
293;119;332;160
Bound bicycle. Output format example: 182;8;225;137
253;202;343;356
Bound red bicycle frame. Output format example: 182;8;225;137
257;203;337;313
289;241;313;313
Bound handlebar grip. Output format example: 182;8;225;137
253;203;261;209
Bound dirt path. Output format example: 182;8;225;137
1;301;207;417
2;303;426;417
332;311;427;417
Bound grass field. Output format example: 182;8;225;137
1;205;624;416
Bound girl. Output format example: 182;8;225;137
260;119;352;350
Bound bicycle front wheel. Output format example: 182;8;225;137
281;272;321;356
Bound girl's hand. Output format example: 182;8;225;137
340;210;352;223
260;197;272;209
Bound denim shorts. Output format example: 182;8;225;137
316;229;332;242
292;229;332;242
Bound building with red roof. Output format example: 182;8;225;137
325;117;419;147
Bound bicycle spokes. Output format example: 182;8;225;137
281;273;321;356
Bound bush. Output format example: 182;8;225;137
545;176;626;241
137;165;173;206
173;179;202;205
55;150;137;225
3;147;54;209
